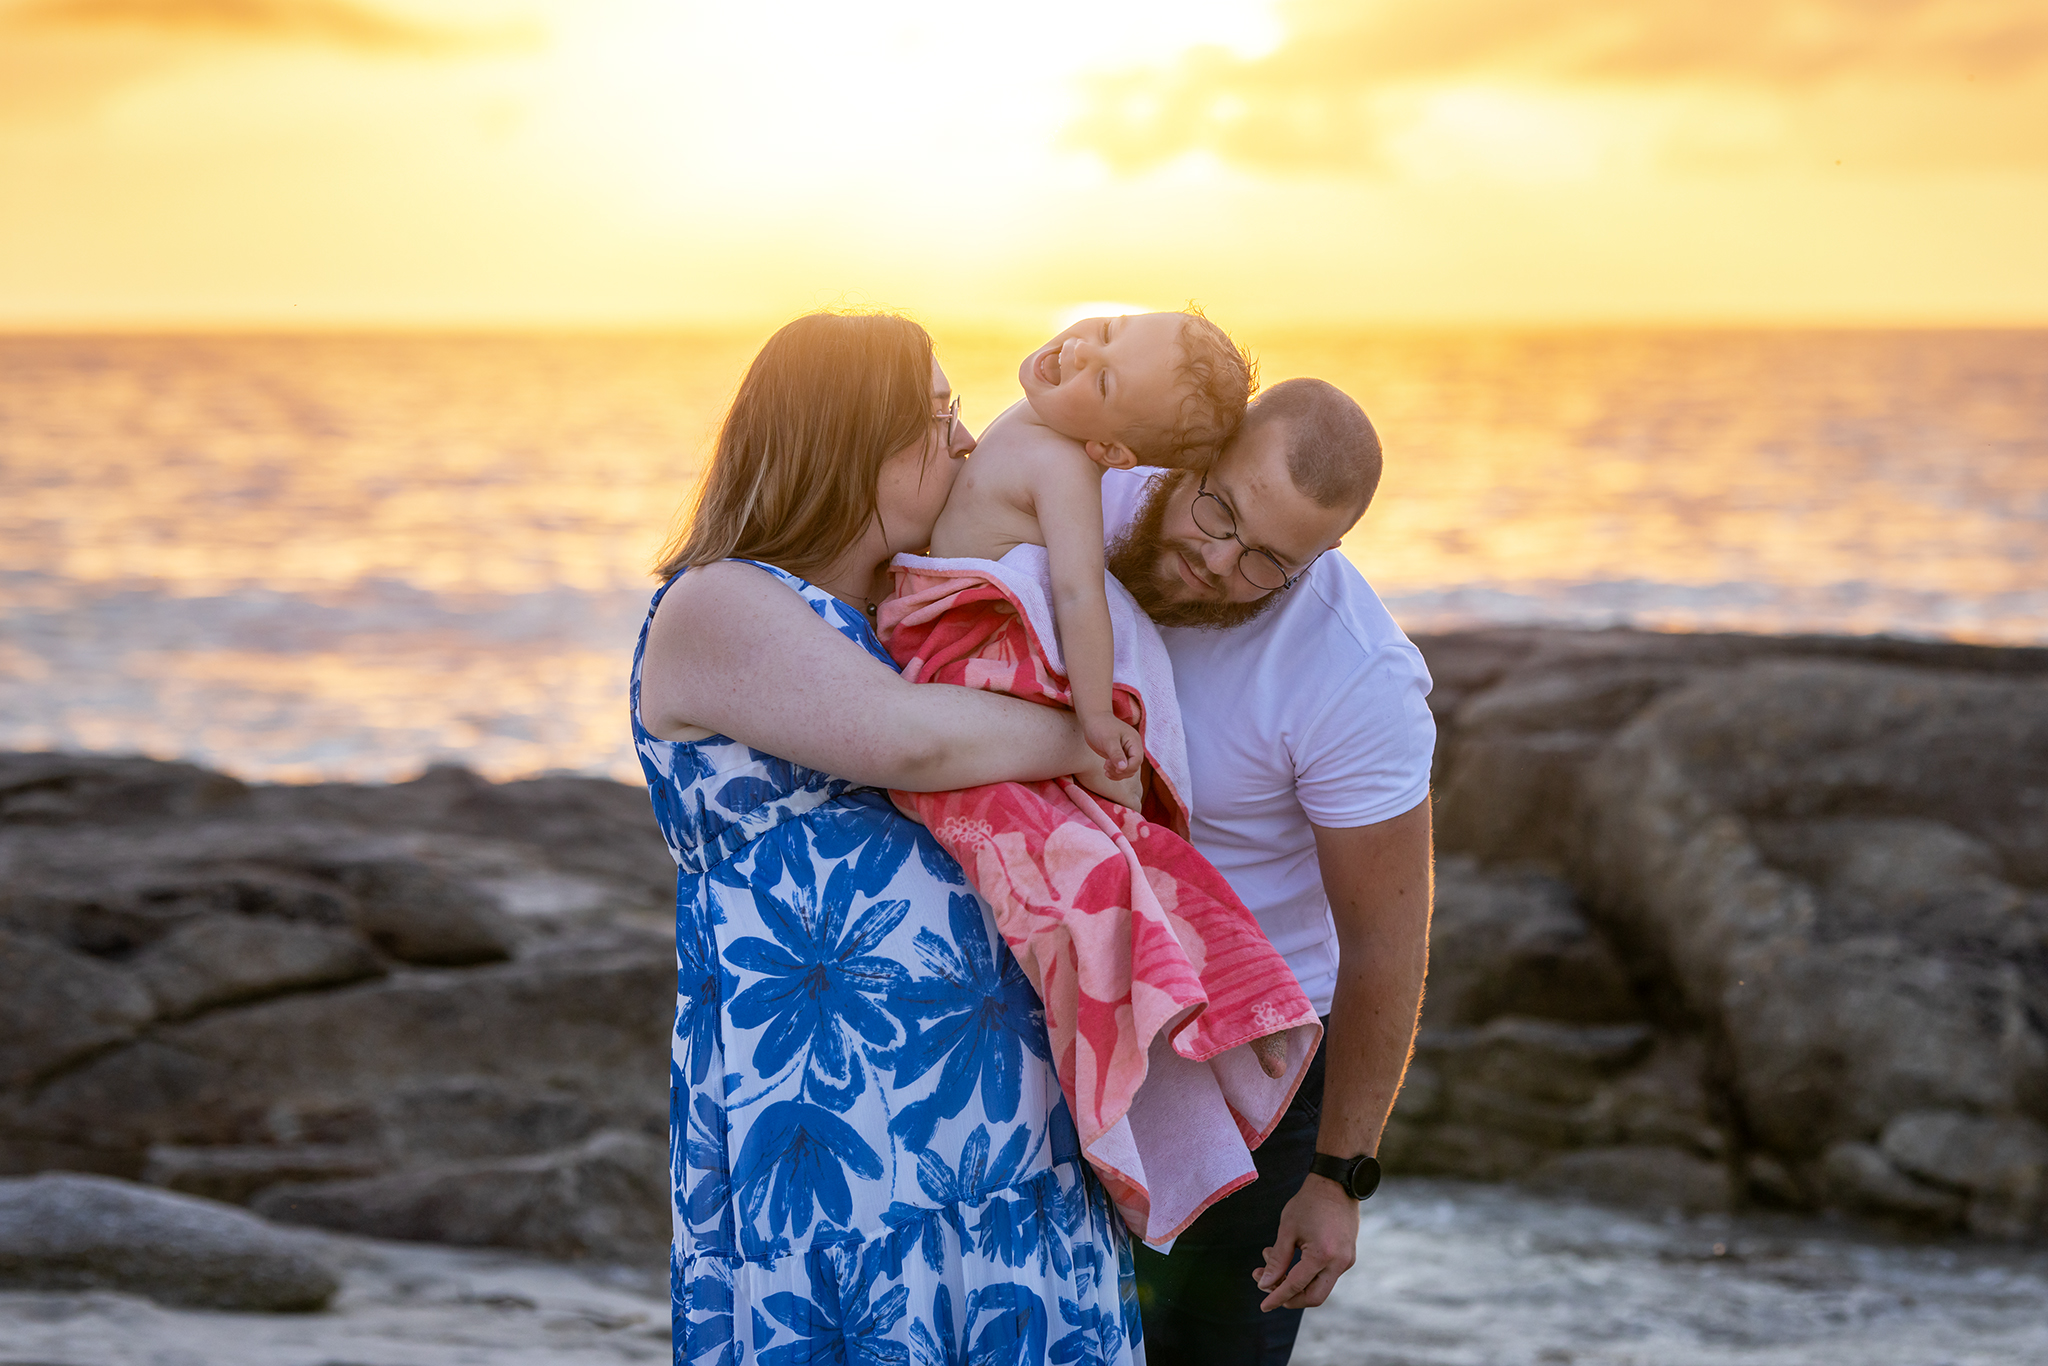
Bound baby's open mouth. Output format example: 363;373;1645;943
1033;348;1062;386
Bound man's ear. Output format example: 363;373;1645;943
1083;439;1140;471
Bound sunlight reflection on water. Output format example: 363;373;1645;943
2;329;2043;781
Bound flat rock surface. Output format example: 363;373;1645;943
3;1184;2044;1366
0;1174;338;1312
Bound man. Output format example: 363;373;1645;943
1103;377;1435;1364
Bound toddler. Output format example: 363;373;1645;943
927;309;1254;779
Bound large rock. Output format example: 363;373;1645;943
1;753;677;1258
0;753;247;826
253;1129;669;1259
16;936;671;1154
0;1173;338;1310
1427;858;1638;1026
1576;661;2048;1162
1418;629;2048;1235
129;916;385;1018
1880;1110;2048;1239
0;929;154;1086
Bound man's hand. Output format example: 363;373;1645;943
1251;1174;1359;1312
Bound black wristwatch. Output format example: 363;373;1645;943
1310;1152;1382;1201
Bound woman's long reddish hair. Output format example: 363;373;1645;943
655;311;934;580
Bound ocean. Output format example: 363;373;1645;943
3;328;2044;784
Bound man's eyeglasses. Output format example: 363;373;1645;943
934;396;961;449
1190;474;1319;592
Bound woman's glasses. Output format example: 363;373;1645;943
1190;475;1318;592
934;396;961;449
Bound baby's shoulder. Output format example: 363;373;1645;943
977;406;1098;482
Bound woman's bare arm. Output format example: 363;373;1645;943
640;560;1129;796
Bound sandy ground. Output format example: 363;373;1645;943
5;1182;2046;1365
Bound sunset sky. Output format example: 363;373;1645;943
3;0;2045;328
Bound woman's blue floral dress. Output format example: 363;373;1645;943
633;562;1144;1366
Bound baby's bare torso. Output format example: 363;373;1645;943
929;401;1106;562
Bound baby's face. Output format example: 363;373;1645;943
1018;312;1185;451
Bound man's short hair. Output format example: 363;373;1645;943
1122;308;1257;466
1238;377;1381;514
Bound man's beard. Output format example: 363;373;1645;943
1106;471;1282;631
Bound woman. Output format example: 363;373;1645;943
633;311;1145;1366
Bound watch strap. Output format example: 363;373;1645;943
1310;1152;1383;1201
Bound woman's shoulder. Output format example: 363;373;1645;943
652;559;870;647
656;558;800;618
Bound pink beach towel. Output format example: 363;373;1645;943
877;549;1322;1247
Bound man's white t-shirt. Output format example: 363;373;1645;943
1104;469;1437;1015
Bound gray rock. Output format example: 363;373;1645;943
1880;1110;2048;1239
1526;1145;1734;1214
254;1129;669;1259
0;753;248;827
129;916;385;1018
1422;1019;1655;1107
19;936;671;1153
1721;939;2036;1156
1880;1109;2048;1193
1385;1023;1718;1182
1819;1142;1965;1227
321;857;518;966
143;1143;388;1205
1426;858;1639;1026
0;1173;337;1310
0;929;154;1086
1574;660;2048;1168
1743;1152;1808;1208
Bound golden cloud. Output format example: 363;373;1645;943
3;0;520;53
1070;0;2048;174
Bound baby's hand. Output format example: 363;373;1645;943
1084;714;1143;782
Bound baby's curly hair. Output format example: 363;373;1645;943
1120;307;1258;468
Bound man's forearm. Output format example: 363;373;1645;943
1309;799;1433;1161
1252;800;1434;1313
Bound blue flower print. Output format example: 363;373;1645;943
973;1168;1076;1279
914;1124;1032;1209
683;1091;734;1246
1051;1294;1121;1366
759;1244;910;1366
1051;1246;1122;1366
726;859;910;1110
678;894;739;1088
882;1127;1027;1278
910;1284;965;1366
888;893;1049;1151
878;1200;967;1279
732;1100;884;1239
682;1261;737;1366
962;1284;1048;1366
809;793;923;896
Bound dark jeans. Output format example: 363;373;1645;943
1132;1026;1327;1366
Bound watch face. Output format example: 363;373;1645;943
1348;1156;1383;1200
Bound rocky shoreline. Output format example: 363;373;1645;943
2;625;2045;1316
